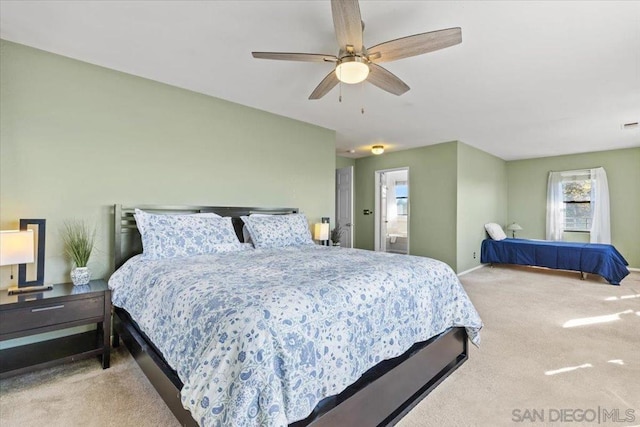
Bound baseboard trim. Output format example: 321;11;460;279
457;264;486;277
628;267;640;272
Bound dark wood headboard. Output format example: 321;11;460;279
113;204;298;270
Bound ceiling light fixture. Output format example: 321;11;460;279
371;145;384;155
335;56;370;84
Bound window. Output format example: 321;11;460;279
395;181;408;215
547;167;609;243
562;171;591;232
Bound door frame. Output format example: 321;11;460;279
374;167;410;253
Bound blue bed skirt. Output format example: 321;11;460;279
481;238;629;285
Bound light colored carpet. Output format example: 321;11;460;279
0;343;179;427
1;266;638;427
398;266;640;427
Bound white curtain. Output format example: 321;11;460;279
590;167;611;244
546;171;564;241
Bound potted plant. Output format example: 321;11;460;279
62;220;96;286
330;225;343;247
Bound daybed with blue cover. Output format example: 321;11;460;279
481;238;629;285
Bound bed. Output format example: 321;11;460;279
110;204;482;426
481;238;629;285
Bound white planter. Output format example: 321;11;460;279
71;267;91;286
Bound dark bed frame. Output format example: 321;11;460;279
111;204;469;427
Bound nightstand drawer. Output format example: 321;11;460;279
0;296;104;335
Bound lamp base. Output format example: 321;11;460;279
8;285;53;295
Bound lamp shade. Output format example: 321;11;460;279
507;223;523;231
313;223;330;241
0;230;35;266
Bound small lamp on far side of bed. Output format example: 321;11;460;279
314;223;330;246
507;222;523;238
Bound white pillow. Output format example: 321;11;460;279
242;213;272;244
484;223;507;241
241;214;314;249
135;211;220;234
134;209;242;259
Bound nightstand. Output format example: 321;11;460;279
0;279;111;379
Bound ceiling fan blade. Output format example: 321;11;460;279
367;63;410;96
309;70;340;100
252;52;338;62
367;27;462;63
331;0;363;52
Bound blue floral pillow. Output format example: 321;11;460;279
241;214;314;249
135;209;243;259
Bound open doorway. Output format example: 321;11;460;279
375;168;409;254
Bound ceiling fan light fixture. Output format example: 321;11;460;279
371;145;384;155
253;1;462;99
335;56;369;84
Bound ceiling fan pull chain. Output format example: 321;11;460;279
361;80;365;114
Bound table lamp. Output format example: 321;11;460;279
1;229;51;295
507;223;523;238
1;230;34;290
314;223;330;246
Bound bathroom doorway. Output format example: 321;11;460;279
374;167;409;254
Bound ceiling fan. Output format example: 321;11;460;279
252;0;461;100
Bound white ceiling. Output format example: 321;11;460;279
1;1;639;160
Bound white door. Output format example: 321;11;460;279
335;166;353;248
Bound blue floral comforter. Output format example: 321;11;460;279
109;246;482;427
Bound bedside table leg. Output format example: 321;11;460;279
96;321;111;368
102;294;111;369
102;348;111;369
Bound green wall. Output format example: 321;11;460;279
354;143;637;272
352;141;507;272
457;143;507;272
507;147;640;268
0;40;336;288
354;142;459;269
336;156;355;169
